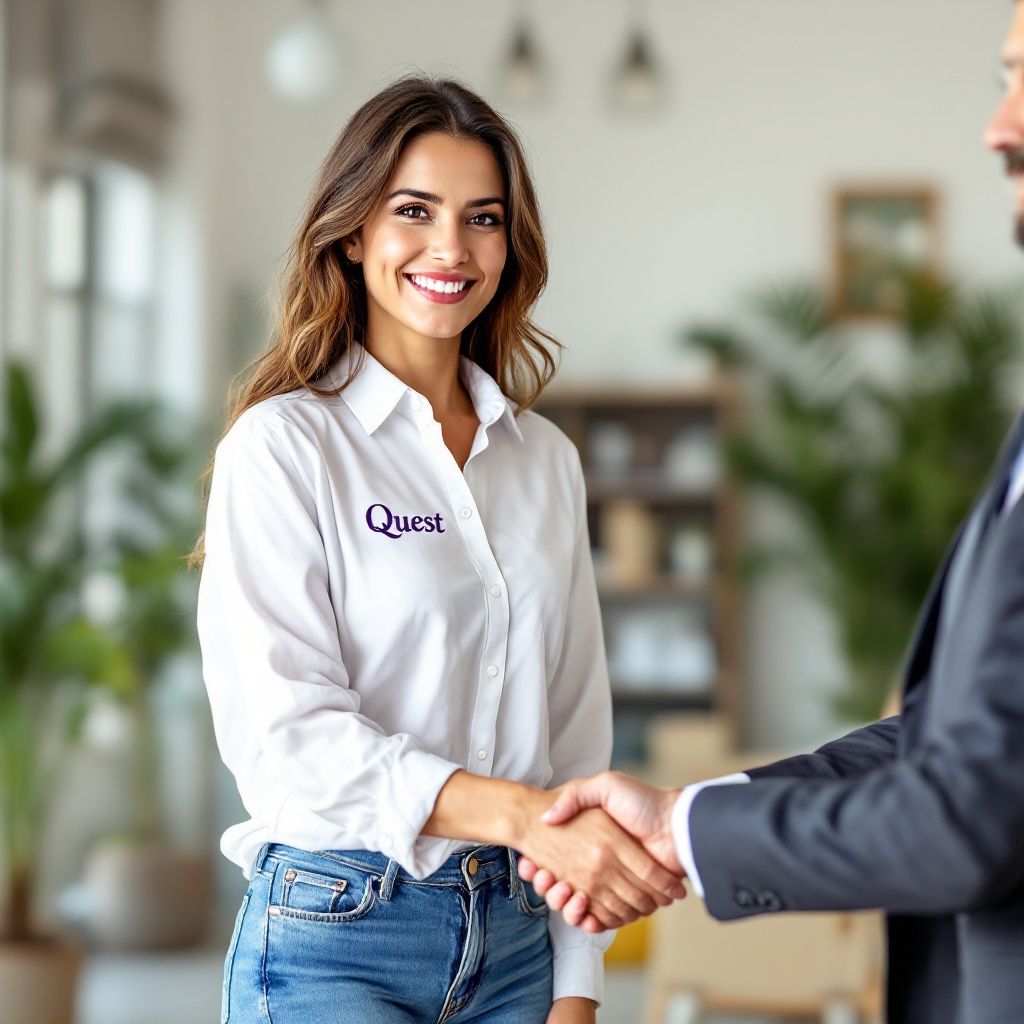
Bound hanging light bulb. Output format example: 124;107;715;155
502;23;545;104
266;0;340;104
612;29;664;112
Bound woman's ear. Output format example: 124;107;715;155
345;235;363;264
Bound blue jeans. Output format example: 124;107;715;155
222;843;553;1023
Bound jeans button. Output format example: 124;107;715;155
467;857;479;877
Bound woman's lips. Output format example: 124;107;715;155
404;273;475;305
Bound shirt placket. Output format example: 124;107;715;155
408;392;509;777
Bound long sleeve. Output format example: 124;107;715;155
688;606;1024;920
745;715;902;781
199;414;461;877
671;720;900;899
543;451;615;1003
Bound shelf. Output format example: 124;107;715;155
598;577;717;601
538;381;738;409
610;690;714;710
537;381;742;764
584;475;720;504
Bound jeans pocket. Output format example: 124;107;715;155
513;874;550;919
221;890;251;1024
269;862;376;923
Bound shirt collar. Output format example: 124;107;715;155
459;357;523;443
328;347;408;435
329;346;523;442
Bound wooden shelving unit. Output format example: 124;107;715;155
536;383;742;764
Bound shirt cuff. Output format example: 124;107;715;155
671;773;750;899
548;912;613;1004
374;747;462;877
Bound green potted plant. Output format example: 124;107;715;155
685;276;1023;720
78;438;212;951
0;358;160;1023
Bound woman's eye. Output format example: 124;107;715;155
470;211;503;227
395;204;429;220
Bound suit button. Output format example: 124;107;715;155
757;891;782;911
735;888;754;908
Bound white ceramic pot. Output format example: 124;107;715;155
84;840;212;949
0;940;82;1024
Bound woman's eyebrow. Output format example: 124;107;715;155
386;188;506;209
387;188;442;204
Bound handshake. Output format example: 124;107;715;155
515;771;687;935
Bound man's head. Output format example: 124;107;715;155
987;2;1024;246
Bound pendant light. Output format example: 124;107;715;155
611;0;665;113
500;1;545;104
266;0;340;104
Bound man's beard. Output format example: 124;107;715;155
1007;149;1024;249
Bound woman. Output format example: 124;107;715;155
197;76;683;1024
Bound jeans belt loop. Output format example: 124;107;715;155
379;857;400;901
506;847;520;899
251;842;271;878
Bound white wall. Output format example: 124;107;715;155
161;0;1024;753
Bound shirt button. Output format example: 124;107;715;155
477;749;488;761
461;507;473;519
489;585;501;598
486;665;499;678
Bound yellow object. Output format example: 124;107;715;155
604;917;649;966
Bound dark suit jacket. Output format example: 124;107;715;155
690;422;1024;1024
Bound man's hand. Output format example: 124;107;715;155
516;803;685;932
518;771;685;929
421;770;682;933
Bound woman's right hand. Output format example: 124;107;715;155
513;793;687;931
423;771;686;931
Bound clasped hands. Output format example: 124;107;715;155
520;771;685;934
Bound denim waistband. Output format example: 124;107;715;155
258;843;517;896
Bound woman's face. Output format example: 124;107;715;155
354;132;508;348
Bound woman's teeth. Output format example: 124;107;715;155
409;275;468;294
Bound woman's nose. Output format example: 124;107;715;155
428;221;469;265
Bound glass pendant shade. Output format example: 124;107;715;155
613;31;663;112
501;25;545;104
266;3;340;103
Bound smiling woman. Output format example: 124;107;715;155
195;76;686;1024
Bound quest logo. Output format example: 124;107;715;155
365;503;446;540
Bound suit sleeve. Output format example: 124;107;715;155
690;584;1024;920
746;716;901;781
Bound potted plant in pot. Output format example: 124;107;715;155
78;439;214;951
685;276;1023;719
0;358;161;1024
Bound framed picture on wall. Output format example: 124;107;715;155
832;186;940;319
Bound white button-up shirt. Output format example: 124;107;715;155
198;349;614;1001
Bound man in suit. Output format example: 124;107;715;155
518;9;1024;1023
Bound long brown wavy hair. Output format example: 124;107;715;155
191;76;559;567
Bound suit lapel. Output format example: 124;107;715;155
901;409;1024;702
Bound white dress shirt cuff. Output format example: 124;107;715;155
374;749;462;877
671;773;751;899
549;922;612;1004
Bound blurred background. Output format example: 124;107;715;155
2;1;1023;1022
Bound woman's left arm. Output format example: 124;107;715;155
547;997;598;1024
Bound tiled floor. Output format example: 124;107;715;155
75;952;779;1024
